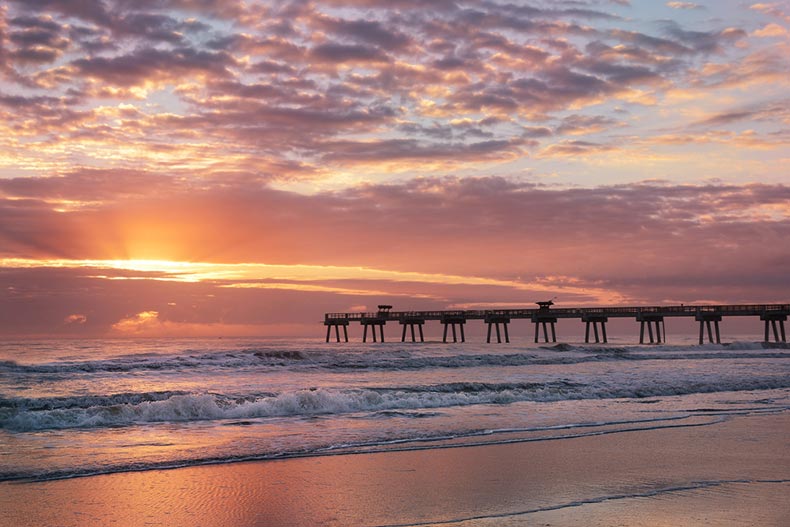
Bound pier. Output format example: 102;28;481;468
324;303;790;344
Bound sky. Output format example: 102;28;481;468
0;0;788;338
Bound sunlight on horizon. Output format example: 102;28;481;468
0;257;627;305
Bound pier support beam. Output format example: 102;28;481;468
485;315;510;343
531;316;557;343
324;320;349;343
582;315;608;343
695;313;722;344
399;318;425;343
760;314;787;343
637;315;665;344
361;320;386;343
440;316;466;343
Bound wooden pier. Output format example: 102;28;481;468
324;303;789;344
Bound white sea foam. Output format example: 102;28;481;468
4;376;789;432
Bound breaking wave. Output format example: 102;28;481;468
2;343;788;375
4;376;789;432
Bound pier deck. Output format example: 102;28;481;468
323;303;789;344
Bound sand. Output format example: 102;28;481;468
1;412;787;527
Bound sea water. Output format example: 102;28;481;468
1;336;788;482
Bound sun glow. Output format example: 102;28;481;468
0;258;626;303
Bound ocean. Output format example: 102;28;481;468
1;336;788;483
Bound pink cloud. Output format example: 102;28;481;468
64;313;87;324
0;1;787;336
1;175;788;290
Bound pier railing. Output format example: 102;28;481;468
326;303;790;322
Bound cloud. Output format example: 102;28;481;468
109;309;273;336
2;175;788;279
7;14;71;64
0;0;777;180
112;12;185;43
321;137;527;164
64;313;87;324
112;310;161;333
666;2;702;9
693;111;758;127
0;1;787;336
556;114;620;135
70;46;236;87
753;23;788;37
607;29;692;56
313;15;412;50
6;0;114;27
749;3;790;22
539;139;616;157
310;42;390;64
0;167;191;202
1;176;789;335
659;22;746;54
684;98;790;130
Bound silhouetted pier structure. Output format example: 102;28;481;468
534;301;558;343
442;314;466;343
324;303;789;344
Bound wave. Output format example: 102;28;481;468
0;390;190;411
0;349;317;373
3;343;788;375
3;376;789;432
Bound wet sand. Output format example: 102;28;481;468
1;412;787;526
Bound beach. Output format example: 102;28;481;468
1;337;788;526
1;411;787;526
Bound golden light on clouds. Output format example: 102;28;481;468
1;0;789;336
109;310;279;337
0;258;626;304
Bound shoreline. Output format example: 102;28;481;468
0;412;721;484
2;411;787;526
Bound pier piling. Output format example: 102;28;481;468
399;318;425;342
324;320;349;342
362;320;385;343
441;315;466;343
485;315;510;343
760;314;787;343
532;315;557;343
637;315;665;344
695;313;722;344
582;315;608;343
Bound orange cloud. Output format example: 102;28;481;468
753;23;788;37
749;3;790;22
109;310;284;337
111;310;162;333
